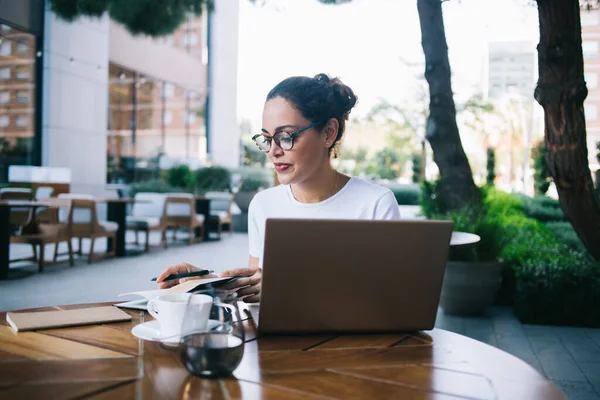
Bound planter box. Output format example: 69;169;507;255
440;261;504;316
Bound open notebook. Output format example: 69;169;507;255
116;277;239;310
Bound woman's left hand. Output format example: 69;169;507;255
219;267;262;303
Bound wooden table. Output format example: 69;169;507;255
0;303;565;399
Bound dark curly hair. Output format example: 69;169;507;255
266;73;358;158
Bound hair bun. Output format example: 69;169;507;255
313;73;330;84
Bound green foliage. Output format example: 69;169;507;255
50;0;211;37
232;167;270;192
239;176;264;192
195;167;231;192
411;153;422;183
486;148;496;186
420;179;444;219
516;194;566;223
513;247;600;327
545;221;587;253
243;143;266;167
532;140;551;196
423;182;600;326
130;179;174;196
165;164;195;191
387;184;421;205
373;148;402;180
426;186;511;263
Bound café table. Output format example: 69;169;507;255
0;302;565;399
450;231;480;248
195;197;220;242
100;198;138;258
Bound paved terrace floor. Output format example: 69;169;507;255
2;232;599;400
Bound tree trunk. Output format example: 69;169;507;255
535;0;600;261
417;0;480;211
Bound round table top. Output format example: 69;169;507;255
450;231;481;248
0;302;564;399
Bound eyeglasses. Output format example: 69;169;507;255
252;121;324;152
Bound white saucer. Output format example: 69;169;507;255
131;320;219;345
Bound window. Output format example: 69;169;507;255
0;92;9;104
163;110;173;126
0;41;11;56
16;66;30;80
586;72;598;90
583;41;599;58
16;91;29;103
585;103;598;121
184;110;196;125
0;67;9;80
16;40;28;54
15;115;28;128
162;83;174;98
183;32;199;46
185;90;198;99
0;115;9;128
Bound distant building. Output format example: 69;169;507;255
581;9;600;170
487;41;536;101
0;0;240;195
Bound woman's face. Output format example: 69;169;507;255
261;97;330;185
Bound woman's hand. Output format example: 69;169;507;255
219;267;262;303
155;262;217;289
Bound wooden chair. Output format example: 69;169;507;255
204;191;234;238
164;193;205;244
125;193;168;252
57;193;95;256
10;201;74;272
60;198;118;264
0;188;33;228
35;186;54;199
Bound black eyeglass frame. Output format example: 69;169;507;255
251;121;325;152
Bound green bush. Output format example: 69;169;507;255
130;179;175;196
411;153;422;183
387;184;421;205
165;164;195;191
516;194;565;222
532;140;551;196
545;221;587;253
422;184;600;327
420;179;444;218
514;247;600;327
195;167;231;192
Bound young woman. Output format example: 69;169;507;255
156;73;400;303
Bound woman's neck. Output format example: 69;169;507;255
290;167;346;204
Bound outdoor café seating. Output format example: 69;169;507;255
164;193;205;245
125;193;168;252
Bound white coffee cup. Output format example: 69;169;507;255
147;293;212;340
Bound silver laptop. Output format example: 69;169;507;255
257;218;454;334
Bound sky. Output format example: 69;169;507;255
236;0;539;130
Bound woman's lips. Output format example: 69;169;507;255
274;163;291;172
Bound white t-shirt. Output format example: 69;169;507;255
248;177;400;266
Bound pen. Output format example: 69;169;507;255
151;269;213;282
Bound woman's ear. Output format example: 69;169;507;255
323;118;339;148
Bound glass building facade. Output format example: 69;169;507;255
106;18;207;183
0;23;38;182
